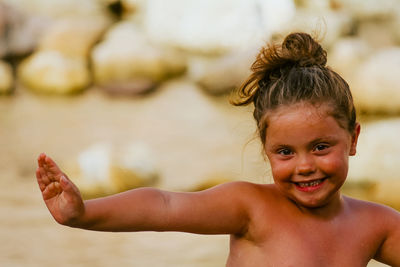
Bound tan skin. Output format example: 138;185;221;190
36;102;400;267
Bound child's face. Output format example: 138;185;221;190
264;102;360;208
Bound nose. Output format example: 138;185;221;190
295;154;316;176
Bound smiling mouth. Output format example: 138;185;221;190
293;178;327;191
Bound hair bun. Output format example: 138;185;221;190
230;32;328;106
282;32;327;67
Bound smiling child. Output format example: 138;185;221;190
36;32;400;266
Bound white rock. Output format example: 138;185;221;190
357;19;399;49
293;0;332;11
91;21;186;94
18;51;90;94
352;48;400;113
348;118;400;182
392;12;400;45
279;9;353;49
76;143;114;195
3;0;108;18
6;14;51;56
334;0;400;19
143;0;296;54
1;0;110;56
328;38;371;82
15;16;110;94
347;118;400;208
187;48;257;95
0;3;10;57
120;0;147;20
0;60;13;93
38;17;110;58
110;142;159;192
0;2;52;57
70;142;159;198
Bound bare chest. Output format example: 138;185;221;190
227;217;381;267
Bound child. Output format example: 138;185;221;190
36;32;400;266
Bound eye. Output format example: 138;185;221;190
278;148;293;156
314;144;329;152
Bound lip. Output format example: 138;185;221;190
293;178;327;192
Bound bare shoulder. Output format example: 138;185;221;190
211;181;279;209
217;181;283;212
212;181;275;198
344;196;400;238
344;196;400;220
345;198;400;265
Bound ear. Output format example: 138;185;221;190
349;123;360;156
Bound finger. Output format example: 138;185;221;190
37;153;53;184
54;181;61;193
37;153;47;168
60;175;74;193
43;155;64;182
36;169;47;191
38;164;51;185
60;175;81;200
42;182;59;200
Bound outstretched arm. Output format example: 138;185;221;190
36;153;251;235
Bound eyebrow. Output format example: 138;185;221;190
310;136;337;144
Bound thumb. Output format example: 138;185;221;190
60;175;83;201
60;175;75;193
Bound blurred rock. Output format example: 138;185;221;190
17;51;90;94
7;16;51;57
373;179;400;210
279;9;353;49
294;0;332;11
38;17;110;58
357;19;399;49
110;142;159;193
328;37;371;82
189;175;234;192
341;179;376;202
392;12;400;45
0;60;13;94
100;0;146;21
3;0;109;19
1;0;111;57
71;143;114;198
17;16;110;94
346;118;400;208
68;142;159;199
334;0;400;19
0;3;6;57
143;0;296;54
0;2;50;57
348;118;400;182
91;21;186;95
352;48;400;114
120;0;147;20
187;48;256;95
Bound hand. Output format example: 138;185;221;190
36;153;84;226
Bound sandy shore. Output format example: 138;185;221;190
0;80;388;266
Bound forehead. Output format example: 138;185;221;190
265;103;348;145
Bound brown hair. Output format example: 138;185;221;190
231;32;356;146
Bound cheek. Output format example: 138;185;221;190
318;151;349;176
269;158;294;180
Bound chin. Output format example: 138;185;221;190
292;195;332;209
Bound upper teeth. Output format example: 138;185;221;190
298;179;322;187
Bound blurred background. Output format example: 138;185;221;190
1;0;399;266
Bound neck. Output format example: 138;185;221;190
293;192;345;219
